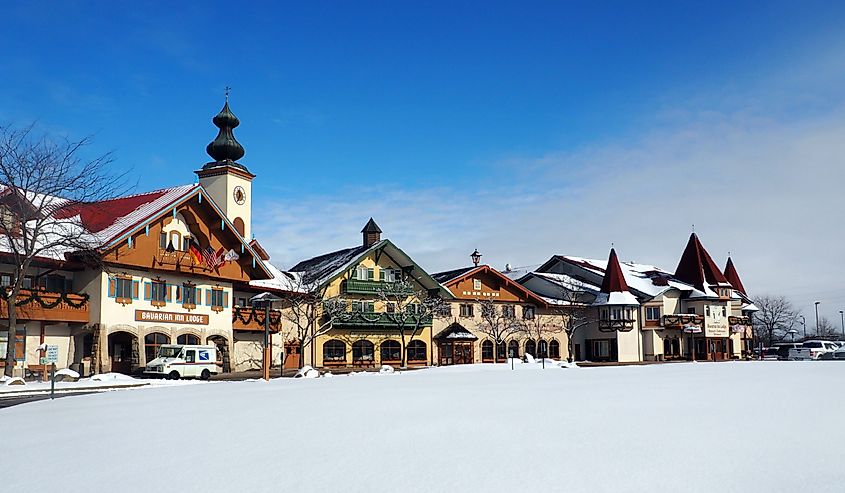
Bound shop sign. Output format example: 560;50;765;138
135;310;209;325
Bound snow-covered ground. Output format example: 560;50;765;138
0;372;201;395
4;361;844;492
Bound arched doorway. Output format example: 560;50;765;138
177;334;200;345
144;332;170;364
525;339;537;357
108;331;138;374
207;335;231;373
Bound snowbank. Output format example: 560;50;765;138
89;373;137;382
3;362;845;492
294;365;319;378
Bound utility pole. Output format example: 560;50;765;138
814;301;821;335
839;310;844;339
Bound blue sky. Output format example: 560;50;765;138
3;1;845;323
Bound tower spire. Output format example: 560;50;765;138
204;94;247;171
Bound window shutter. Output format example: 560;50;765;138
165;284;172;302
132;281;140;300
175;286;182;303
206;289;212;306
195;288;201;305
379;269;384;281
144;282;152;301
223;291;229;308
108;278;116;298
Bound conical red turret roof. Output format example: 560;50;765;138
594;248;639;306
601;248;629;294
673;233;728;292
723;257;747;295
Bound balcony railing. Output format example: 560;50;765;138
0;289;89;323
662;314;704;328
333;311;432;328
728;315;752;326
232;306;282;332
341;279;414;295
598;319;636;332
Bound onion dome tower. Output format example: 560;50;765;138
196;91;255;240
594;248;639;332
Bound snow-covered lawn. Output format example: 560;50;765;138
0;372;201;395
4;361;844;492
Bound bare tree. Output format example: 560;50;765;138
543;286;598;363
474;299;524;363
1;124;129;377
813;317;839;339
279;274;346;369
521;310;565;367
356;278;449;368
752;295;797;347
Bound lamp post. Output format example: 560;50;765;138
786;329;798;342
251;292;283;381
797;315;806;340
814;301;821;335
839;310;844;339
470;249;482;267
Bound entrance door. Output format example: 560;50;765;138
284;342;301;369
454;342;473;365
108;332;135;374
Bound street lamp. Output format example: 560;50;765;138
250;291;283;381
840;310;844;338
470;249;482;267
797;315;806;339
814;301;821;335
786;329;798;342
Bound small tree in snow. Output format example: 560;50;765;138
279;274;346;369
474;299;524;363
521;310;565;367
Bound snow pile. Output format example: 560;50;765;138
3;362;845;492
4;377;25;386
294;365;319;379
558;360;579;369
89;373;136;382
54;368;80;382
379;365;395;374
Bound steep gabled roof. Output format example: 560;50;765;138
723;257;747;295
673;233;729;292
289;244;370;286
431;264;548;307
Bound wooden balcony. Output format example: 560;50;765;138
232;306;282;332
341;279;414;295
662;314;704;328
333;311;432;328
598;319;636;332
0;289;89;323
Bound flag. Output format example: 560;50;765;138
223;249;240;262
188;238;203;265
202;246;226;269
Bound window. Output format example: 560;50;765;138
593;340;611;358
115;277;134;300
159;232;167;249
182;236;191;252
183;284;197;306
459;303;474;318
404;303;420;314
352;340;375;363
508;340;520;358
645;306;661;321
354;266;368;280
611;308;623;320
600;308;609;320
497;341;506;360
351;301;363;312
365;301;375;313
523;306;535;320
323;340;346;362
549;340;561;359
502;305;516;318
169;231;181;251
381;340;401;362
386;302;395;313
525;340;537;357
237;297;247;307
406;340;426;362
185;349;196;363
383;269;397;282
22;276;33;289
687;307;696;314
0;274;10;287
151;281;168;305
144;332;170;362
473;279;482;290
481;340;494;361
210;288;224;308
177;334;199;345
538;340;548;358
0;328;25;362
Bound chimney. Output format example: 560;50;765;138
361;218;382;247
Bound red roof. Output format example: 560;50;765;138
723;257;747;295
600;248;630;293
53;189;170;233
673;233;728;291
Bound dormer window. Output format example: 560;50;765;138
383;268;398;282
473;279;482;290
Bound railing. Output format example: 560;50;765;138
728;316;752;326
333;312;432;328
341;279;414;295
662;314;704;328
232;306;283;332
0;289;89;323
598;319;636;332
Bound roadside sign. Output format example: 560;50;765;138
46;345;59;364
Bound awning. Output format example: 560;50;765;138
434;323;478;341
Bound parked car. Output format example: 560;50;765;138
763;342;802;360
788;340;840;360
818;347;845;360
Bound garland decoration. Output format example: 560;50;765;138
6;288;90;309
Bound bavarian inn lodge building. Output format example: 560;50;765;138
0;100;757;378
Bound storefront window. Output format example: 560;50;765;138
144;332;170;362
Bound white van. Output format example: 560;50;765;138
144;344;219;380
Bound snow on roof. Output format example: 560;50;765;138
593;291;640;306
558;255;694;299
431;266;476;284
249;263;308;293
289;243;371;286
